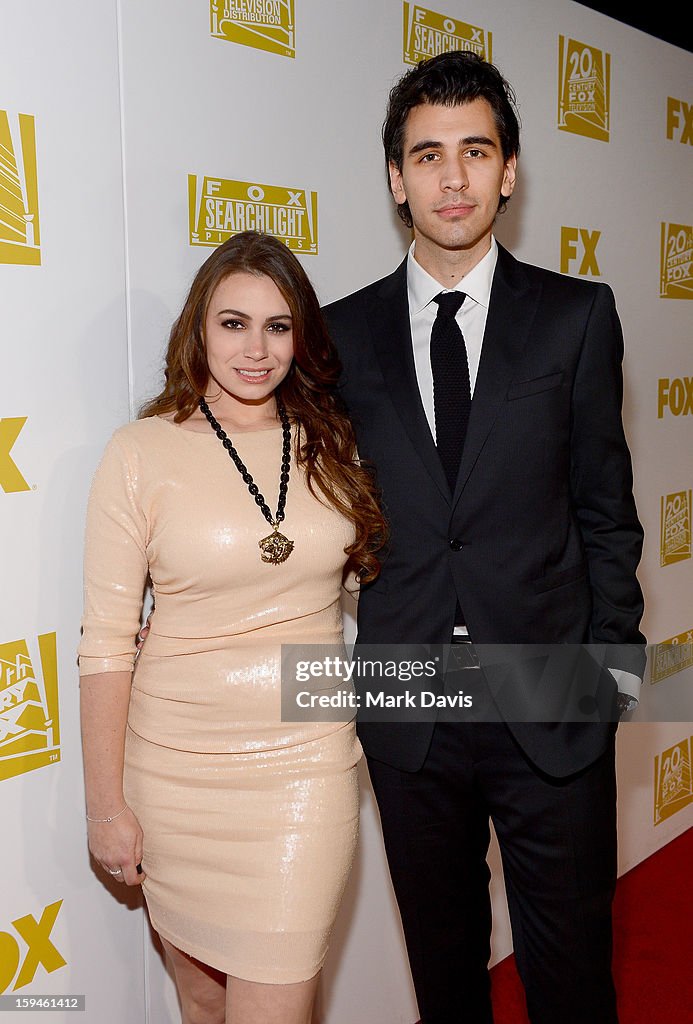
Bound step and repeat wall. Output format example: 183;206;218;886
1;1;691;1021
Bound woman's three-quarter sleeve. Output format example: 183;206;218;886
78;431;150;676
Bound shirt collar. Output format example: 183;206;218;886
407;236;498;315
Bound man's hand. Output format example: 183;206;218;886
616;691;638;717
135;612;153;653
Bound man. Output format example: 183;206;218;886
323;51;645;1024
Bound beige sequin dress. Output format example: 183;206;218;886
78;416;361;983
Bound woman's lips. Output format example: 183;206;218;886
235;368;272;381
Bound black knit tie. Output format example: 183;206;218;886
430;291;470;493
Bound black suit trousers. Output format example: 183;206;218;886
367;719;618;1024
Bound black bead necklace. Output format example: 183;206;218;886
199;396;294;564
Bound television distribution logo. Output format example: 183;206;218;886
210;0;295;58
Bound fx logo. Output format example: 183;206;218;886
560;227;601;276
0;901;66;993
658;378;693;417
0;417;30;493
666;98;693;145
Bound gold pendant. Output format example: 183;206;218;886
259;528;294;564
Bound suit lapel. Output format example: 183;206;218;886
452;245;542;505
368;258;450;500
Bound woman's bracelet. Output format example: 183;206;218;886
86;804;128;823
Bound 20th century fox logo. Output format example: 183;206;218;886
660;490;692;567
660;223;693;299
654;737;693;824
188;175;318;253
558;37;610;142
0;634;60;782
0;110;40;265
210;0;295;58
403;4;491;65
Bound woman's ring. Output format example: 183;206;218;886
108;867;123;875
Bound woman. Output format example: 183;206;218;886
78;231;386;1024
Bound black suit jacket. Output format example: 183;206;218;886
324;244;645;776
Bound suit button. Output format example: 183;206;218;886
449;538;463;551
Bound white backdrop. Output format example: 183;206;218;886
1;1;691;1022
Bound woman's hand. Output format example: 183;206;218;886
87;806;146;886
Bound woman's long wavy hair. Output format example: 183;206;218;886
139;231;387;582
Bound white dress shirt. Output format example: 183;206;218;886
407;236;497;440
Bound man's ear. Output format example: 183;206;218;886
501;155;517;198
388;161;407;205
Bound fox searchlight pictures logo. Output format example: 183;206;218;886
650;628;693;685
188;174;318;254
403;4;492;65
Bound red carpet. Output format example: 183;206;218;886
490;826;693;1023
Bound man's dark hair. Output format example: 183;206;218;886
382;50;521;227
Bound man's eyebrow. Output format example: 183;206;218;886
408;139;442;155
408;134;498;155
460;135;497;148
